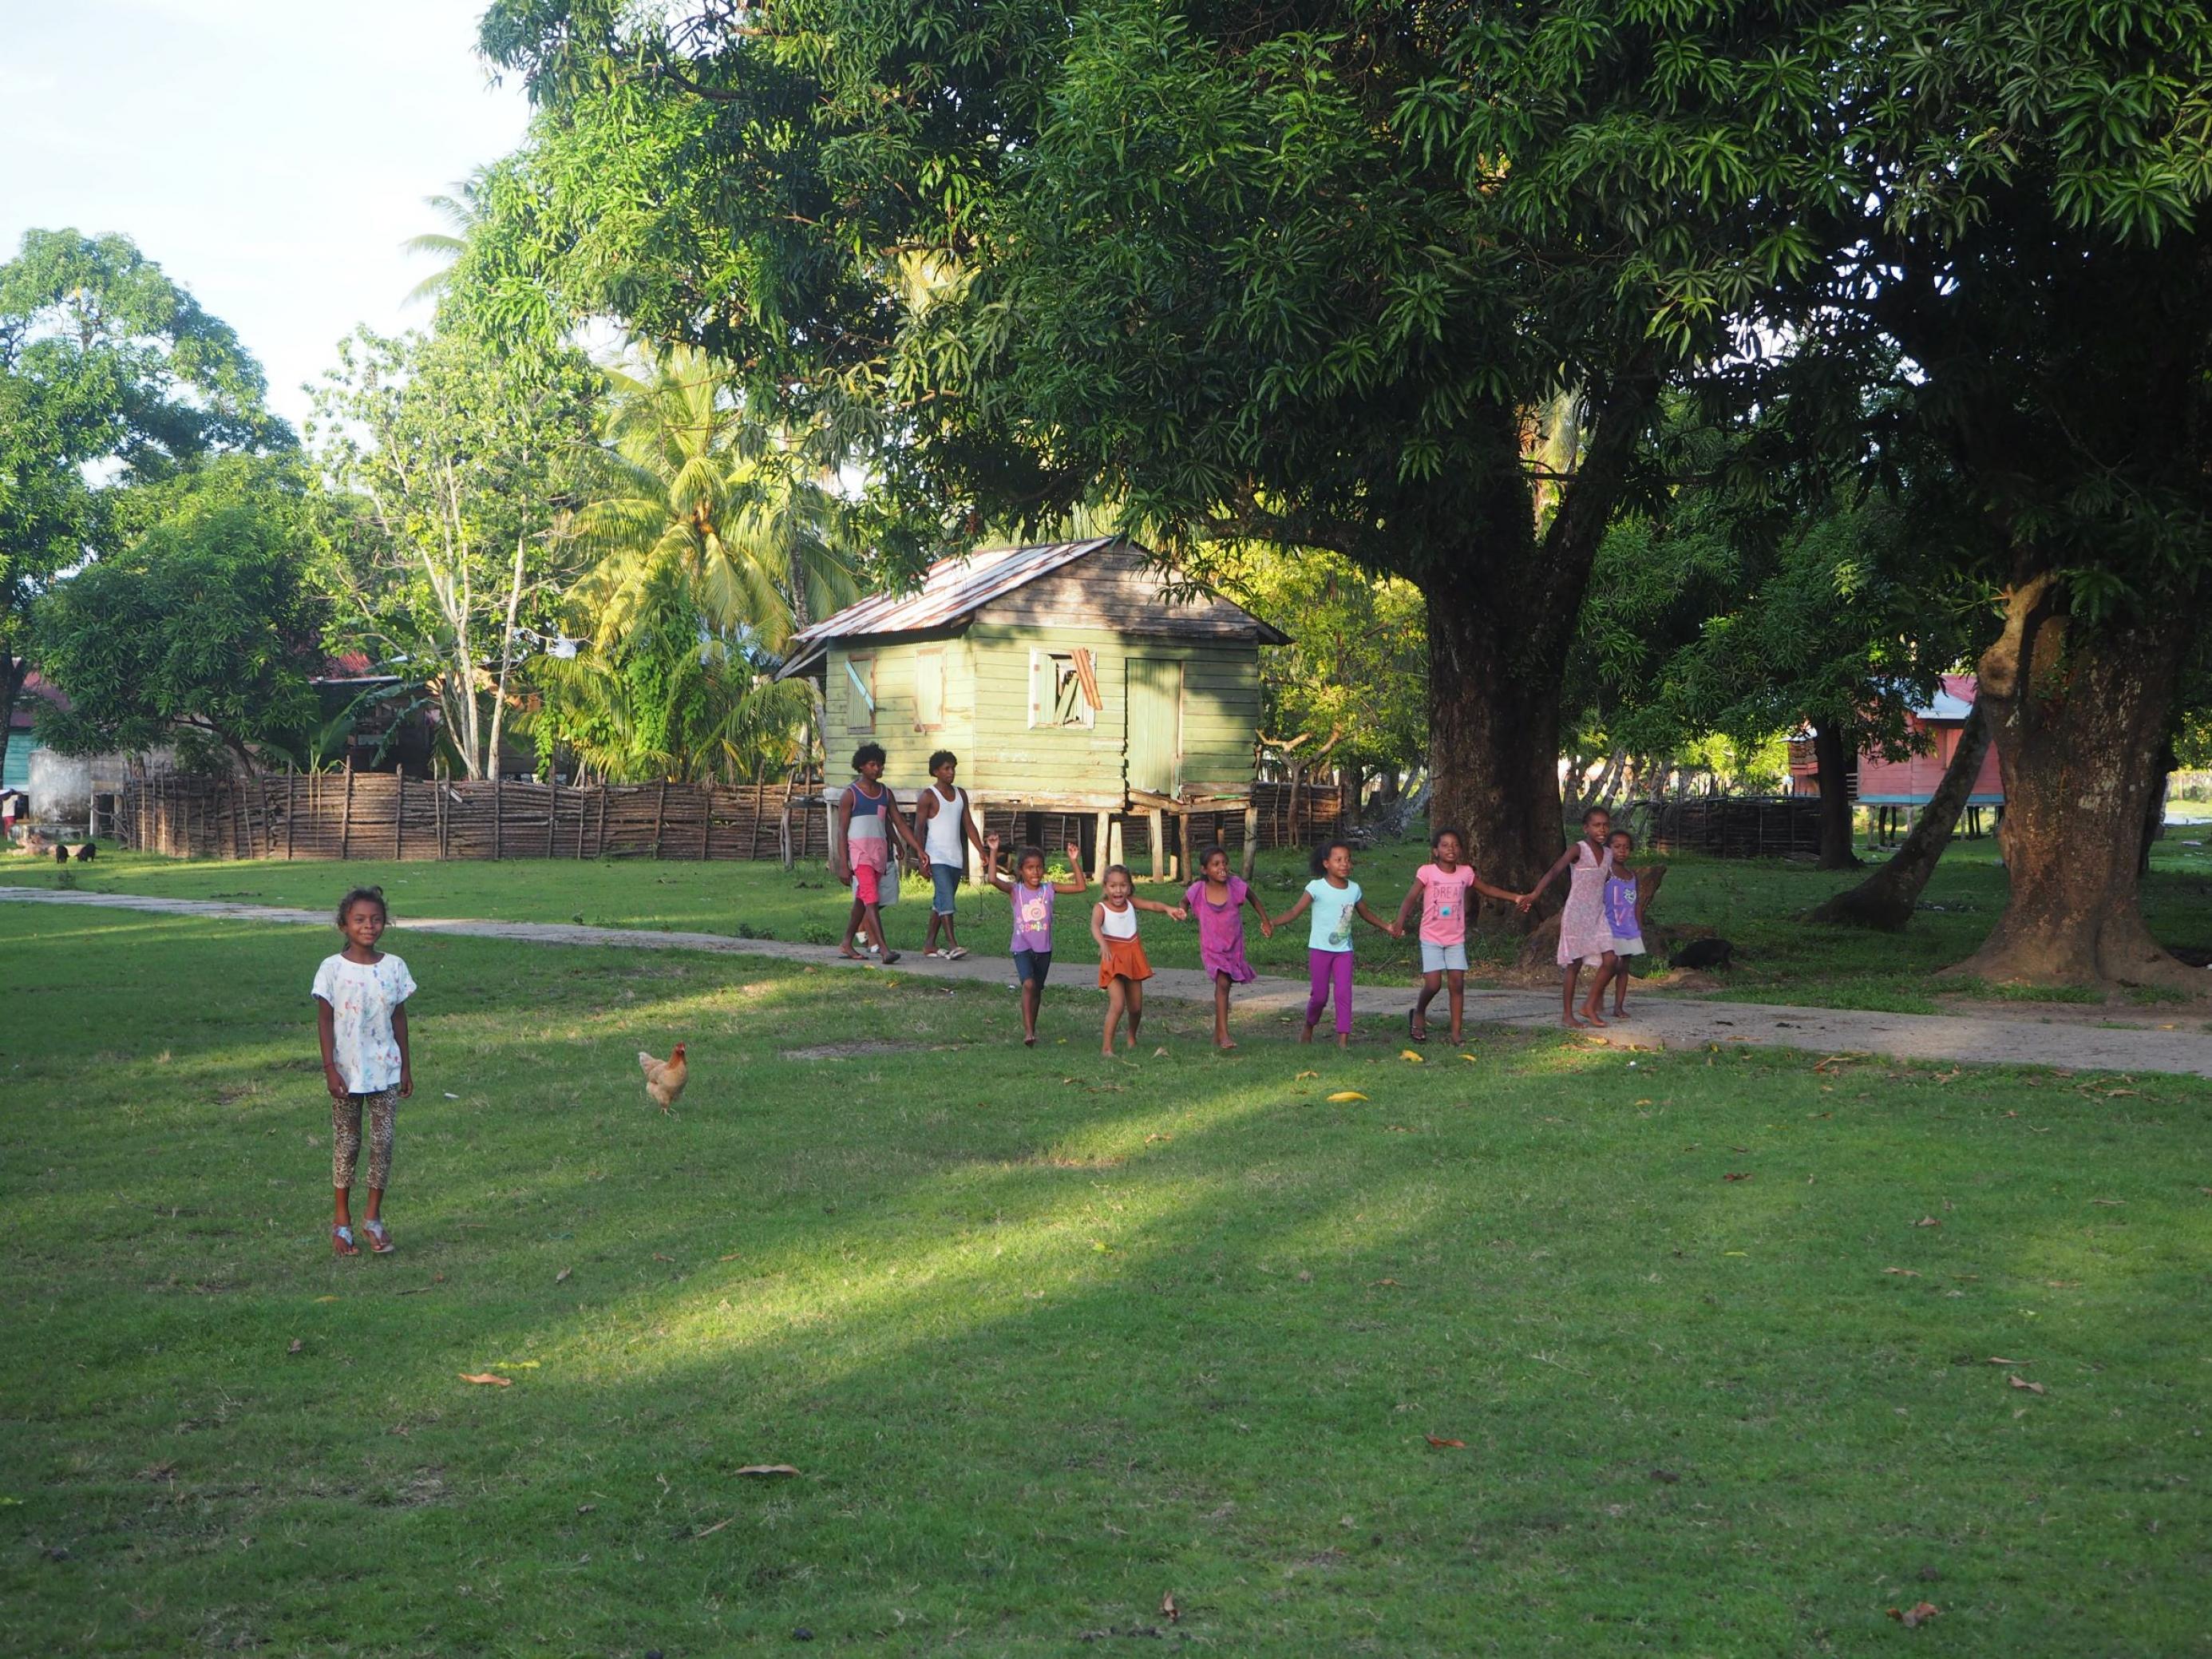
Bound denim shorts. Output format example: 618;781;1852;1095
1012;948;1052;988
930;862;961;915
1419;939;1468;974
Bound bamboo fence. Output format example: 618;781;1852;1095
116;771;1344;865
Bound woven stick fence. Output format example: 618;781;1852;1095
117;771;1343;865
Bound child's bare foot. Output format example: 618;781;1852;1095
1335;1032;1350;1048
837;948;865;960
1300;1024;1316;1043
1215;1039;1238;1051
1447;1029;1463;1046
1561;1013;1589;1029
1023;1033;1037;1047
1123;1032;1138;1049
1102;1044;1118;1057
1581;1006;1608;1027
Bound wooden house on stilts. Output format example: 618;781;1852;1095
776;537;1289;878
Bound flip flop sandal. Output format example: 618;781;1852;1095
1407;1010;1429;1043
332;1225;359;1257
944;946;968;960
880;950;902;964
362;1219;395;1254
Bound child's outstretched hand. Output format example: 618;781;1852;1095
1258;916;1274;939
1167;905;1189;922
1514;893;1534;911
1387;921;1404;938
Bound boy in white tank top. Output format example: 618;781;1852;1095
914;750;988;959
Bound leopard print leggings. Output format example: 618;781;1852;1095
333;1088;398;1191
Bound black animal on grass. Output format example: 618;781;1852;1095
73;843;95;861
1669;937;1735;971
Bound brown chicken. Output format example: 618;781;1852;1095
639;1043;688;1111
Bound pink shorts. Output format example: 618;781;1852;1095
853;863;882;906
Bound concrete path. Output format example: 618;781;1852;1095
10;885;2212;1079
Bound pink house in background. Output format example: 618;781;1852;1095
1789;674;2004;808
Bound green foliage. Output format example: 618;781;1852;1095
0;228;287;770
311;322;598;778
1217;548;1426;779
34;457;323;770
529;562;815;783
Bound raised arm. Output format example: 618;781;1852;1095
1272;892;1314;932
982;831;1013;893
1051;841;1090;895
1518;847;1577;909
1130;895;1189;921
1470;872;1522;905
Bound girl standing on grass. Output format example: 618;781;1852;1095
1395;827;1521;1044
984;833;1089;1046
833;742;926;965
1270;841;1401;1046
1181;844;1274;1051
1090;863;1187;1055
1595;827;1655;1019
1521;806;1619;1027
313;887;415;1257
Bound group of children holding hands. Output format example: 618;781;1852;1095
828;746;1657;1055
306;765;1652;1257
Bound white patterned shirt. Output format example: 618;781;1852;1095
311;953;417;1093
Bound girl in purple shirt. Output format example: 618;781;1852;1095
1180;844;1274;1050
983;833;1088;1046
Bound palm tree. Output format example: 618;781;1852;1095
565;346;857;653
399;170;492;307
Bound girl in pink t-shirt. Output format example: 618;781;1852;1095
1392;826;1522;1043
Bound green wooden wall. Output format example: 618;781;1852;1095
821;624;1260;802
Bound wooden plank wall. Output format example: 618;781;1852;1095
116;774;1343;862
1648;795;1822;858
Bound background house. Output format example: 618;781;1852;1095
779;537;1288;874
1788;674;2004;828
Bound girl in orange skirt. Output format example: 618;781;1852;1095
1090;863;1187;1055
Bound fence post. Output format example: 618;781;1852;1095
338;760;355;861
548;774;559;859
493;775;505;860
651;780;667;858
1241;801;1260;879
395;772;405;861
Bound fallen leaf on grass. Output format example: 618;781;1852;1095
1987;1357;2029;1365
459;1373;512;1387
1399;1049;1425;1063
1161;1592;1179;1624
1425;1435;1465;1449
2008;1374;2046;1395
1384;1124;1417;1134
1723;1172;1752;1182
443;1091;461;1099
314;1295;338;1304
653;1252;675;1262
1882;1268;1921;1277
1889;1602;1941;1628
719;1253;741;1261
2045;1279;2080;1288
555;1267;572;1285
1295;1070;1319;1080
1153;1046;1169;1057
1371;1277;1402;1287
1144;1133;1173;1143
1721;1250;1748;1257
1327;1091;1367;1103
693;1517;734;1538
735;1464;800;1477
2089;1198;2125;1206
493;1360;540;1369
287;1338;303;1354
1912;1217;1941;1228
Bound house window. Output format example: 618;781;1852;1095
1028;647;1099;729
913;648;944;731
844;655;876;732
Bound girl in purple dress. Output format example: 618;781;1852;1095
1181;844;1274;1050
1520;806;1619;1028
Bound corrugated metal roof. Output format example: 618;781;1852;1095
780;536;1287;677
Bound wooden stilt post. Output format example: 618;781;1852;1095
436;770;448;859
1092;809;1110;878
1149;807;1166;882
395;772;406;861
338;760;355;861
1241;800;1260;879
548;775;559;859
493;774;505;861
1177;809;1194;884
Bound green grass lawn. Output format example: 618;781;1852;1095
10;828;2212;1015
3;899;2209;1653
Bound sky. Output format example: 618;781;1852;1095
0;0;532;433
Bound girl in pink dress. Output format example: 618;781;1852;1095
1181;844;1274;1050
1521;806;1619;1027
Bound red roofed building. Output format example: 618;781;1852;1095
1787;675;2004;807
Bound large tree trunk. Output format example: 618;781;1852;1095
1944;572;2198;990
1419;373;1655;929
1810;721;1860;869
1809;701;1988;929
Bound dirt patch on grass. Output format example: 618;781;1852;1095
780;1039;918;1061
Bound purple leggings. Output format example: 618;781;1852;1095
1306;948;1355;1036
